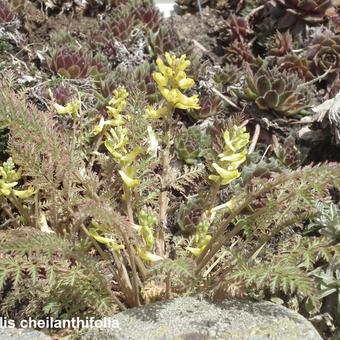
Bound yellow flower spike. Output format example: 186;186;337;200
209;125;249;186
105;86;129;126
118;169;140;189
150;52;200;114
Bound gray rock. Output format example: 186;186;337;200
80;297;322;340
0;328;52;340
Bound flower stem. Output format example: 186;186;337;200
157;112;173;256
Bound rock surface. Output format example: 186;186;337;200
0;328;52;340
80;297;322;340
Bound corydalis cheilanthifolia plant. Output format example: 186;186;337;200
144;52;201;255
0;158;34;198
1;47;340;318
185;126;250;257
101;87;142;190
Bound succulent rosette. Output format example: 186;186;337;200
49;48;93;79
241;65;311;116
267;0;333;33
306;31;340;77
174;126;210;165
278;54;314;80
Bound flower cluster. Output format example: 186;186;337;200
187;220;211;257
100;87;141;189
0;158;34;199
135;210;162;262
93;86;130;135
209;126;250;186
145;52;200;119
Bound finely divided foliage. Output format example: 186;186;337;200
0;0;339;326
0;58;339;320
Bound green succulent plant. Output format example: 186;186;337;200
174;126;211;165
177;196;205;235
214;64;242;86
240;65;311;116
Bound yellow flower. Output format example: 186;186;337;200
0;181;17;196
144;105;169;120
152;72;168;88
209;164;240;186
218;149;247;167
120;146;142;166
0;158;35;199
209;125;249;186
13;186;35;199
91;117;113;136
159;88;200;110
118;169;140;189
151;52;200;113
105;86;129;126
88;224;124;252
188;234;211;257
137;247;163;262
104;127;129;159
54;100;80;117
